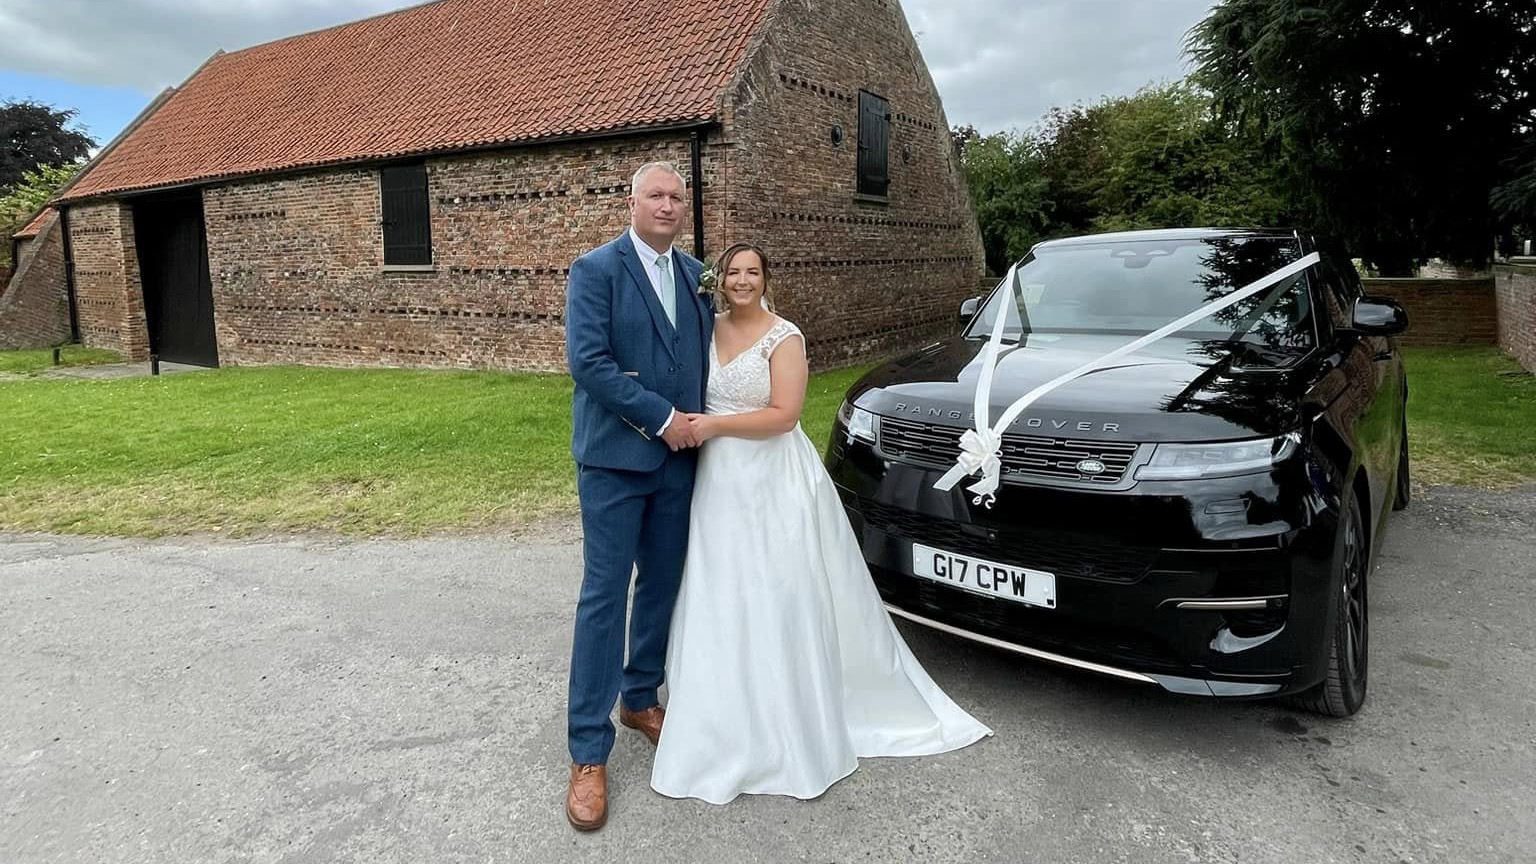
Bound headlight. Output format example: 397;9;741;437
1134;433;1300;481
837;399;877;444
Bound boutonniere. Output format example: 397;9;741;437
698;265;718;295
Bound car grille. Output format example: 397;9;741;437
876;415;1139;486
858;499;1155;584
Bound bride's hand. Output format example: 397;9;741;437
685;413;718;442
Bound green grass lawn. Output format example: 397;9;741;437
1404;347;1536;488
0;363;874;536
0;347;1529;537
0;345;123;375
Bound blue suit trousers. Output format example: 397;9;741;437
567;450;697;764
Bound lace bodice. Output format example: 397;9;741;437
706;317;804;415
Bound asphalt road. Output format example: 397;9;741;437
2;486;1532;863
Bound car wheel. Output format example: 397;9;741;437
1288;487;1369;717
1392;419;1410;511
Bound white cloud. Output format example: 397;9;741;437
907;0;1215;132
0;0;401;92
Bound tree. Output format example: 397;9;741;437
1074;83;1291;234
1;100;95;191
958;82;1293;273
1;162;83;267
950;124;982;159
1034;104;1111;237
1493;135;1536;236
1189;0;1536;273
958;130;1050;274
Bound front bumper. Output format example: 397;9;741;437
827;430;1343;698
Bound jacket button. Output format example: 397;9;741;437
669;366;676;373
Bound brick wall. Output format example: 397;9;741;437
67;201;150;360
1493;264;1536;371
715;0;986;367
1361;278;1498;346
0;212;72;350
202;132;721;370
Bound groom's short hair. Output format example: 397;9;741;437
631;161;686;196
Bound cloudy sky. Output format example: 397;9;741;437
0;0;1214;147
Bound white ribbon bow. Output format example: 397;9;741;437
935;251;1322;507
953;428;1003;506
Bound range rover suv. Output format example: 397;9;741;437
826;229;1409;717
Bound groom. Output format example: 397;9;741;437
562;161;712;831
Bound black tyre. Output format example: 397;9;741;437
1289;486;1369;717
1392;419;1410;511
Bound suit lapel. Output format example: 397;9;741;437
681;258;714;362
675;254;696;296
618;235;678;360
691;260;714;398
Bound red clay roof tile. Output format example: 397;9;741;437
60;0;772;202
12;207;53;239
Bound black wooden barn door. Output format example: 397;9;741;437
857;91;890;198
133;196;219;367
381;162;432;265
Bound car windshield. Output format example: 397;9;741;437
966;236;1316;356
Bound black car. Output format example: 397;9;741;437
826;228;1409;717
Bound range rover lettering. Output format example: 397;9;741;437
827;229;1409;717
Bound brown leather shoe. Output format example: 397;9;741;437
566;763;607;831
618;704;665;746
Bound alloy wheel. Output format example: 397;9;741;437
1340;513;1367;686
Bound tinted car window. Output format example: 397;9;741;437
1315;256;1359;329
968;236;1316;354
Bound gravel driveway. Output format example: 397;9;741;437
2;486;1532;863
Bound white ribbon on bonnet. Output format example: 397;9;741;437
934;251;1322;507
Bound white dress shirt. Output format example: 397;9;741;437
628;227;681;436
629;227;679;311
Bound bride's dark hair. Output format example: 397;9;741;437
713;242;773;311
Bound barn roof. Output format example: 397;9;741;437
58;0;772;202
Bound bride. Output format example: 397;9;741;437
650;242;991;804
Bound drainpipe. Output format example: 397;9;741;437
59;207;81;344
690;130;705;261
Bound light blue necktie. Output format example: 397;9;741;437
655;253;677;329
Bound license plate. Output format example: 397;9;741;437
910;543;1057;609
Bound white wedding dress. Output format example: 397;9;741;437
650;317;992;804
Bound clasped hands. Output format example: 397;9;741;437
659;412;720;451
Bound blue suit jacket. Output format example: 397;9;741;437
566;232;713;472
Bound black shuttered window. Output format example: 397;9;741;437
857;91;890;198
381;162;432;265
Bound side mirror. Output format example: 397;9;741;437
1351;296;1408;336
959;296;981;321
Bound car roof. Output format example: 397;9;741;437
1033;227;1303;250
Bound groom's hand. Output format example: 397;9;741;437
683;413;717;443
660;419;699;451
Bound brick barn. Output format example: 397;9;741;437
4;0;984;370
